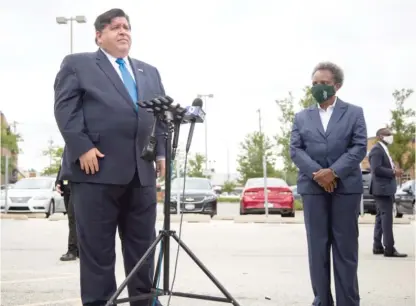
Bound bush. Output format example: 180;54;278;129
217;197;240;203
295;200;303;211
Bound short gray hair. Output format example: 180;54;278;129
311;61;344;86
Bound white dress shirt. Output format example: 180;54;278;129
318;97;337;132
378;141;395;169
100;48;136;83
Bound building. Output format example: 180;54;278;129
1;111;19;184
361;136;415;181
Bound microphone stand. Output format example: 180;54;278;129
105;96;241;306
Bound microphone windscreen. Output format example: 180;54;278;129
192;98;203;107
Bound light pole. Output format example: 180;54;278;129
197;93;214;177
56;15;87;54
257;109;269;217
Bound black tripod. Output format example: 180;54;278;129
105;97;241;306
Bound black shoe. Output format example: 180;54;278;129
373;247;384;255
60;252;78;261
384;249;408;258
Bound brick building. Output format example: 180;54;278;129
361;136;415;181
1;111;19;184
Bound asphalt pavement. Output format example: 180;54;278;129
1;217;415;306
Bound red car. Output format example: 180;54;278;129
240;177;295;217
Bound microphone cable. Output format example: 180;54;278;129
166;150;190;306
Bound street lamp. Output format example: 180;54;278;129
56;15;87;54
197;93;214;176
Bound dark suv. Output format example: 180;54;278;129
362;169;376;214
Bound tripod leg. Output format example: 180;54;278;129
171;233;241;306
106;233;164;306
148;241;164;306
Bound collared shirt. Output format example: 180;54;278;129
378;141;395;169
318;97;337;132
100;48;136;83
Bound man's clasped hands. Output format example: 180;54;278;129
313;168;337;193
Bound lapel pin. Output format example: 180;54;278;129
138;68;143;72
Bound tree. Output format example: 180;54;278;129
274;86;315;184
388;88;415;182
237;131;278;184
41;141;64;176
187;153;207;178
1;122;22;176
222;180;237;193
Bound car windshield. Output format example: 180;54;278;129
172;178;211;190
246;178;288;188
13;179;52;190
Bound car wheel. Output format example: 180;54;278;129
239;206;246;215
282;211;295;218
393;202;403;218
46;200;55;218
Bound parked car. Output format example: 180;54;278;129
290;185;301;201
394;180;415;218
0;177;65;218
362;169;376;214
169;177;217;217
240;177;295;217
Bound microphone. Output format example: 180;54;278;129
141;117;158;161
185;98;203;153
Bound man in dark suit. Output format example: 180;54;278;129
54;9;166;306
55;163;78;261
290;62;367;306
369;128;407;257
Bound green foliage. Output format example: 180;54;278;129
388;89;415;174
222;180;237;193
294;200;303;211
217;197;240;203
1;122;22;175
237;131;278;184
275;86;315;181
187;153;207;178
41;144;64;176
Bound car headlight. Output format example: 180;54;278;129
32;195;49;200
170;197;178;202
205;195;216;201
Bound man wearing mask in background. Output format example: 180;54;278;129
369;128;407;257
55;163;78;261
290;62;367;306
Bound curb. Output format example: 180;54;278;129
0;214;29;220
49;214;68;221
156;214;211;223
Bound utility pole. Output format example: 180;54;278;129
226;146;230;181
257;109;269;217
47;138;54;167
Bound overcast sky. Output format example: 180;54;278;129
1;0;415;174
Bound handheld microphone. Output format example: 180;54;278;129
185;98;203;153
141;117;158;161
182;105;206;123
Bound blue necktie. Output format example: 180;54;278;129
115;58;138;111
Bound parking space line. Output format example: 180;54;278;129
15;298;80;306
1;275;77;284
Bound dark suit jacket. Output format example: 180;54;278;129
289;99;367;194
54;49;167;186
55;164;70;194
369;142;397;196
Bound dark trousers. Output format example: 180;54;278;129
63;192;78;254
71;174;160;306
373;195;395;252
302;193;361;306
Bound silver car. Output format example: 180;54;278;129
0;177;65;218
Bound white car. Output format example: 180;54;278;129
0;177;65;218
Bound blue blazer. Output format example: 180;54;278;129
369;142;397;196
54;49;166;186
290;99;367;195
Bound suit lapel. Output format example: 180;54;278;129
308;106;325;138
129;58;146;103
95;49;135;110
325;99;348;137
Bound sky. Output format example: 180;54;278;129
1;0;415;175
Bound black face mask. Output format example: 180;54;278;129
311;84;336;104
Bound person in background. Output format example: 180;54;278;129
369;127;407;257
290;61;367;306
55;163;78;261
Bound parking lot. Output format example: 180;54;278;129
1;214;415;306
